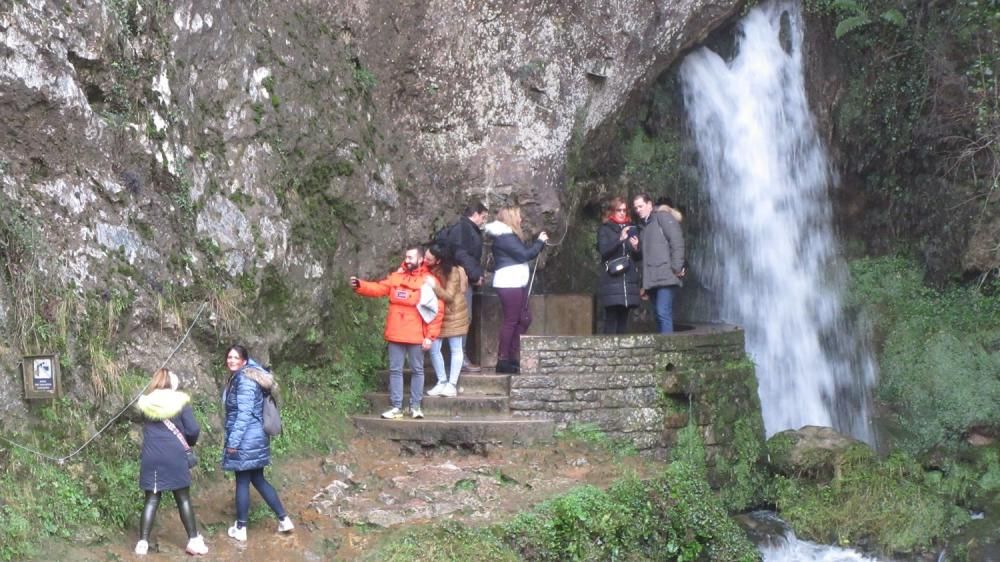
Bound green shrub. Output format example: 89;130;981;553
848;255;1000;454
554;422;639;458
503;478;687;561
0;449;104;559
497;426;758;562
362;521;519;562
774;450;969;554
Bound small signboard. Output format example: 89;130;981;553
22;354;61;399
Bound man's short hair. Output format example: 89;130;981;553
463;202;488;217
405;243;425;255
633;193;653;204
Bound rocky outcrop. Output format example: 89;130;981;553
766;425;872;482
0;1;742;419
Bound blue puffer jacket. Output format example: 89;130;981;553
221;360;275;472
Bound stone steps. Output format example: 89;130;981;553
352;370;553;445
362;392;511;418
372;370;510;396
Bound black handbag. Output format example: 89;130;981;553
605;254;631;276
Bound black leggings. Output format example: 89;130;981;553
603;305;630;334
139;488;198;541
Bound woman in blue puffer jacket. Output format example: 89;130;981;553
222;344;294;542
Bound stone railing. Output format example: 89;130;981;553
513;324;763;460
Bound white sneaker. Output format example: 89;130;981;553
440;383;457;397
134;539;149;555
186;534;209;555
277;516;295;533
227;522;247;542
426;383;446;396
381;407;403;419
411;407;424;419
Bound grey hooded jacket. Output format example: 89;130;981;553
636;210;685;290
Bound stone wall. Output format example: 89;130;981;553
513;324;762;460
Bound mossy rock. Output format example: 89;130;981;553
767;426;874;482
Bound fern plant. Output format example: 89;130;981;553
831;0;906;39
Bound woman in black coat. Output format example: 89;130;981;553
134;368;207;556
596;196;641;334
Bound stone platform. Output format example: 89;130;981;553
352;322;764;463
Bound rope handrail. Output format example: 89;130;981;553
0;301;209;465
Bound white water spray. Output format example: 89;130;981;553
680;0;877;443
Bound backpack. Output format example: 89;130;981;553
262;391;282;437
432;222;458;253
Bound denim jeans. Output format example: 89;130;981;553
235;468;286;525
651;286;678;333
430;336;463;385
388;342;424;409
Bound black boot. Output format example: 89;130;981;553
495;359;515;374
511;359;520;373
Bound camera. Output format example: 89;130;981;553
627;226;639;238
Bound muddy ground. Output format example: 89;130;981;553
42;434;663;561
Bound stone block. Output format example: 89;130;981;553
509;400;546;410
623;386;659;406
622;407;663;432
626;432;661;450
509;389;549;402
547;389;574;401
511;376;557;389
663;412;689;429
557;374;608;390
550;401;586;412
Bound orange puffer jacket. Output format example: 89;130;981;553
354;264;443;344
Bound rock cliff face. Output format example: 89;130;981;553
0;0;741;418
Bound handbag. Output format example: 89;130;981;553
163;419;198;468
605;254;631;276
262;392;282;437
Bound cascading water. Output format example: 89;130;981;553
679;0;878;443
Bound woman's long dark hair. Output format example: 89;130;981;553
226;344;249;363
426;242;455;280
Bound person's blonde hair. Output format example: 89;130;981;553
496;206;524;239
146;368;176;394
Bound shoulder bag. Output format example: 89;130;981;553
605;253;631;275
163;419;198;468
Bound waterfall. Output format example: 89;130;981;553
679;0;877;443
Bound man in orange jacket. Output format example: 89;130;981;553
351;245;444;420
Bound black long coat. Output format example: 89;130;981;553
596;221;641;308
137;390;200;492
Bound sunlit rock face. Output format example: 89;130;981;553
0;1;740;411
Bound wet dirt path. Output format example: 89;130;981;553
44;436;663;561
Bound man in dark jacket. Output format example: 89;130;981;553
632;193;685;333
446;202;488;371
